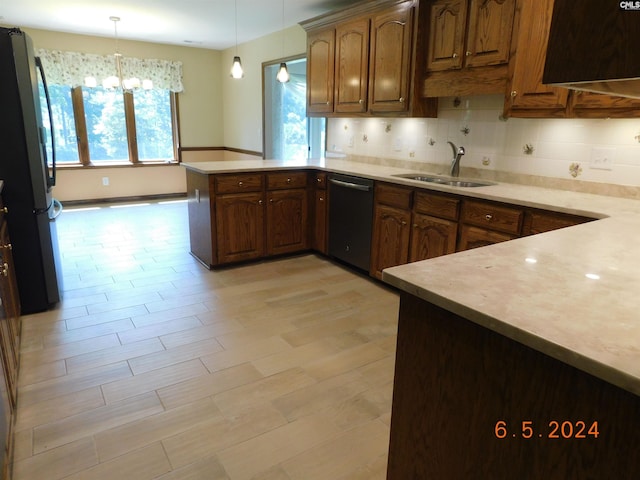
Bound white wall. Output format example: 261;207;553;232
327;95;640;188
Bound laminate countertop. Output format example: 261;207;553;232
183;158;640;396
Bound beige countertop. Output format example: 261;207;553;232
183;158;640;396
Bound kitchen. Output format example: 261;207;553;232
1;0;640;478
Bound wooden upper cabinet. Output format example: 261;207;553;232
569;91;640;118
427;0;467;71
427;0;515;72
466;0;516;68
504;0;569;117
369;1;415;113
307;29;335;114
335;18;370;114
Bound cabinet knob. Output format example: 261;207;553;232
485;214;493;221
2;207;7;214
319;197;324;202
399;97;405;103
413;224;418;228
269;198;274;203
358;99;363;104
286;178;291;183
316;177;322;183
2;244;11;250
401;221;407;226
465;51;472;57
452;53;458;58
1;263;8;277
326;101;330;105
510;91;517;98
258;200;263;205
238;181;244;187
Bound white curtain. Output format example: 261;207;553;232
36;48;184;92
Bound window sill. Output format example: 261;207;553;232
57;161;180;170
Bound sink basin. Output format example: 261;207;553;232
392;173;495;188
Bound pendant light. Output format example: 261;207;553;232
277;0;290;83
230;0;244;79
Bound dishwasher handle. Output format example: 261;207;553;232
329;178;371;192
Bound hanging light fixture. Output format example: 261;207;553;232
277;0;290;83
84;16;153;91
230;0;244;79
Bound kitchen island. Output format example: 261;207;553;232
183;158;640;477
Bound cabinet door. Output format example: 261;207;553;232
216;192;265;264
370;204;411;280
505;0;568;116
569;90;640;118
267;189;309;256
409;213;457;262
426;0;467;71
465;0;516;68
307;29;336;114
335;18;370;113
457;224;515;251
368;1;414;113
313;189;328;254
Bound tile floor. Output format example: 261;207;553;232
12;198;400;479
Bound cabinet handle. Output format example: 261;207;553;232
485;214;493;221
2;244;11;250
452;53;458;58
511;91;517;98
1;263;8;277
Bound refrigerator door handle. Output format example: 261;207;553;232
35;56;56;189
51;198;63;219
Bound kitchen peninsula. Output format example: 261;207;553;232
183;158;640;478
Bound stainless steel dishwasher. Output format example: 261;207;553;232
328;173;374;272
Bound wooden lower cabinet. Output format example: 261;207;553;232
370;204;411;280
409;213;457;262
312;187;328;254
266;189;309;255
457;223;516;250
522;209;594;235
215;192;265;264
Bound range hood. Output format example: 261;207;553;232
542;0;640;99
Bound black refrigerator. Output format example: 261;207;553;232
0;27;62;314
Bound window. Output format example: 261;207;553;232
40;85;178;166
263;57;325;160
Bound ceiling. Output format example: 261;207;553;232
0;0;360;50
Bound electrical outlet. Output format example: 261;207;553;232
589;147;615;170
102;177;109;186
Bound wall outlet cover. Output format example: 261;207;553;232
589;147;615;170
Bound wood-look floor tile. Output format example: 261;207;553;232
65;337;166;373
13;201;399;480
281;420;390;480
94;397;219;462
32;391;163;454
126;338;223;375
12;437;98;480
18;361;133;407
102;359;207;404
154;456;230;480
16;386;105;431
62;442;172;480
157;362;263;410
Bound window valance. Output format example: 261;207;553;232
35;48;184;92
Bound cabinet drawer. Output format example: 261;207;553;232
375;183;412;209
314;172;327;190
267;171;308;190
522;210;593;236
461;200;523;235
414;191;459;221
215;174;264;194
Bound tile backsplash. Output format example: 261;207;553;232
326;95;640;195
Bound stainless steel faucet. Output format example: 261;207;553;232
447;141;465;177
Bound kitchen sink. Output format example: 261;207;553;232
392;173;495;188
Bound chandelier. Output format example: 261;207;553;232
84;16;153;91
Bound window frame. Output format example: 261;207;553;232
64;86;180;167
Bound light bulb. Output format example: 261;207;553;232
231;56;244;79
276;62;290;83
